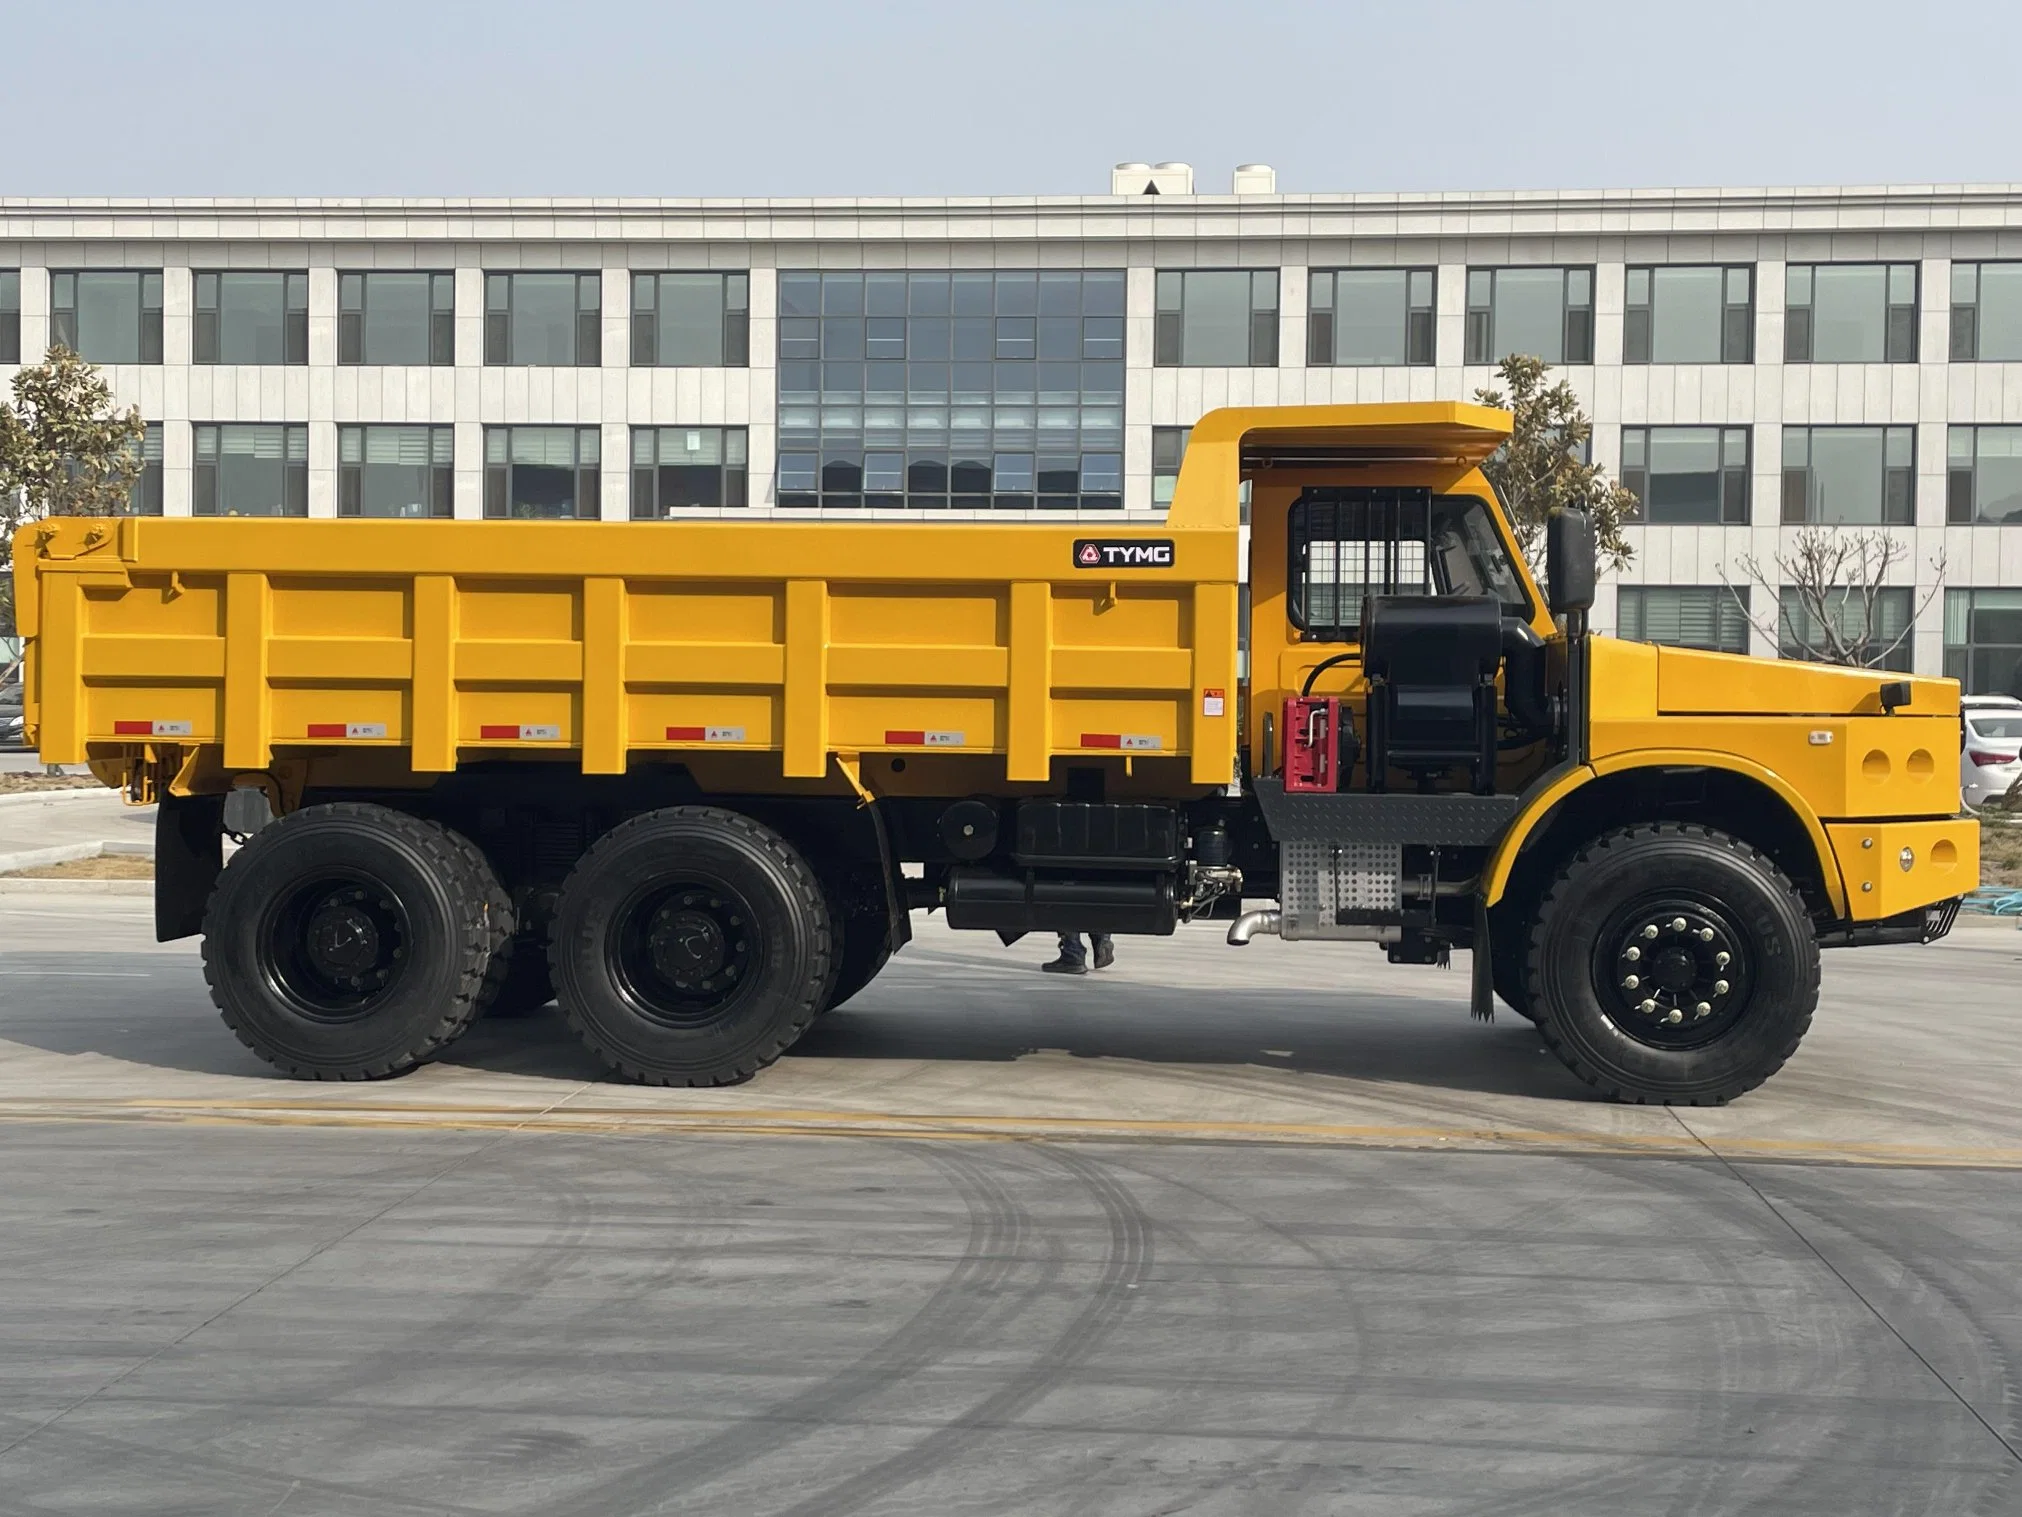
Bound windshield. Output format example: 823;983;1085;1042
1432;496;1530;616
1967;715;2022;740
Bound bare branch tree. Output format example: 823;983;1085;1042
1720;527;1944;667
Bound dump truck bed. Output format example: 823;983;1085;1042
15;515;1241;789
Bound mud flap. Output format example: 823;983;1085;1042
1470;897;1495;1023
155;791;225;942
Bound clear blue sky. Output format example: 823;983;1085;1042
4;0;2015;197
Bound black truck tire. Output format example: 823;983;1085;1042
481;932;556;1019
202;803;512;1080
1526;823;1819;1105
550;807;834;1086
820;911;893;1016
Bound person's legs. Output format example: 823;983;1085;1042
1042;932;1089;974
1091;933;1114;970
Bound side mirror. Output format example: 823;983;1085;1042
1547;509;1597;617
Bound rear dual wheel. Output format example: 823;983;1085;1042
202;804;512;1080
548;807;834;1087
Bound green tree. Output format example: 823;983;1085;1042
1473;354;1636;574
0;346;146;640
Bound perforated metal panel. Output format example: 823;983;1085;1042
1280;840;1402;940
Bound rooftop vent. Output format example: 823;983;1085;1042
1232;164;1277;195
1111;161;1194;196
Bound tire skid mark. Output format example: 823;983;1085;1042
549;1142;1045;1517
767;1143;1152;1517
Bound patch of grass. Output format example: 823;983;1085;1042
0;772;103;795
1977;814;2022;887
5;854;153;880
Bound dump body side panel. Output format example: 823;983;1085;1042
17;516;1239;792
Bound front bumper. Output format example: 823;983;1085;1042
1825;817;1979;920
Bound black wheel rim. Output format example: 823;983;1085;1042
258;871;412;1021
1590;894;1755;1050
607;877;761;1030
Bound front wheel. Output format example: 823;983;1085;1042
1526;824;1819;1105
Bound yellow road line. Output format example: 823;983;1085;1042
0;1098;2017;1169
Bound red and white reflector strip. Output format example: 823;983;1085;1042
113;719;193;737
306;723;388;740
665;725;746;742
1080;732;1163;751
479;724;562;741
884;729;965;747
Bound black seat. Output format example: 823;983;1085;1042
1362;594;1502;793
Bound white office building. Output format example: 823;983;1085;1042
6;167;2022;691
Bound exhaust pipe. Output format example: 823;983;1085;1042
1227;908;1281;946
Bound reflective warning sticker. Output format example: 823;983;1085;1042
479;724;561;741
665;726;747;742
884;730;965;747
306;723;388;739
1201;688;1226;718
113;720;193;737
1080;732;1163;750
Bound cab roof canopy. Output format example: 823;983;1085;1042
1167;402;1513;528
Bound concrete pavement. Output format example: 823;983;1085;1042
0;896;2018;1513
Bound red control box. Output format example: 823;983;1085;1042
1282;696;1340;792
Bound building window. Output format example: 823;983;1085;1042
1465;267;1594;365
193;424;308;517
1621;426;1750;524
776;270;1125;511
1617;586;1751;654
1781;426;1914;525
1784;263;1917;363
1307;269;1434;366
484;273;601;366
631;274;749;367
1624;266;1752;364
1154;270;1278;366
483;426;601;518
1947;426;2022;524
1780;588;1913;672
1949;262;2022;361
129;423;163;515
194;273;308;365
338;425;453;518
1946;590;2022;695
340;273;454;365
1152;426;1191;506
631;427;749;514
51;271;163;364
0;270;18;363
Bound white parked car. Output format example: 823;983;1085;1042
1960;695;2022;810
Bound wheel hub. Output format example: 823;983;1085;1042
612;883;757;1026
1599;902;1751;1048
261;877;409;1018
306;895;382;979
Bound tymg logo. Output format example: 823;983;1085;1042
1071;539;1176;569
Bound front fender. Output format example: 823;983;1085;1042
1483;749;1849;918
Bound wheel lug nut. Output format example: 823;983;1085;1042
1622;974;1640;989
1639;998;1657;1014
1665;1008;1684;1025
1670;917;1687;932
1641;925;1659;940
1694;1001;1711;1017
1624;946;1641;961
1715;951;1730;968
1696;927;1713;942
1713;979;1729;996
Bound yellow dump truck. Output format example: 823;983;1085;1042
13;403;1977;1102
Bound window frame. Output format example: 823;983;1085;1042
192;423;309;517
1616;585;1752;654
630;272;750;368
1464;265;1595;365
50;270;164;364
1153;269;1280;367
1620;425;1751;524
337;424;455;518
1781;424;1916;526
0;269;19;364
1945;588;2022;694
483;272;602;367
1783;262;1919;364
1946;424;2022;524
1306;267;1435;367
192;271;309;366
481;425;603;519
629;426;751;515
338;272;456;366
1623;264;1754;364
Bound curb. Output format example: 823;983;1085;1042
0;788;118;811
0;878;151;896
0;839;155;875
